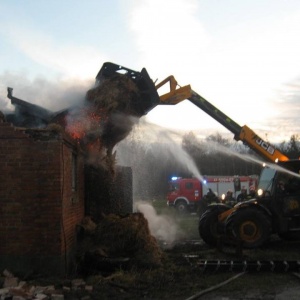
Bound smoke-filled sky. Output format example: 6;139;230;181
1;0;300;143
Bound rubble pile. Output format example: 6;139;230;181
77;214;164;274
0;270;93;300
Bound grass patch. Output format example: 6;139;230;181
151;198;200;240
151;198;172;215
176;216;199;240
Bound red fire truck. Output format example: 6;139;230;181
167;175;258;213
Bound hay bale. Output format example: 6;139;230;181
77;213;163;272
86;74;140;116
79;216;97;235
104;213;162;267
85;74;141;152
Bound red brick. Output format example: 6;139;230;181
0;126;84;263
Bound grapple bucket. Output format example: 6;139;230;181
96;62;160;116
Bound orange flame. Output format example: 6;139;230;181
65;108;107;157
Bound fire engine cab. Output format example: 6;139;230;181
167;175;258;213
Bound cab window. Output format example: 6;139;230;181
185;182;193;189
169;182;179;191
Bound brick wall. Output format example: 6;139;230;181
0;122;84;275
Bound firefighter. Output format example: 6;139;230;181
198;194;208;217
246;186;256;199
278;181;286;193
198;189;218;216
237;186;247;202
206;188;218;204
224;190;236;206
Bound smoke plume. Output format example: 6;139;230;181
0;72;94;113
135;201;183;247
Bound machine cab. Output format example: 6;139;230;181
257;160;300;217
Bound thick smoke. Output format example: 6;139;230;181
0;72;94;113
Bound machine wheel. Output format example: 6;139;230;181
175;200;188;214
198;206;228;246
226;208;271;248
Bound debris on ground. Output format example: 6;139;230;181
2;238;300;300
76;214;164;275
0;269;93;300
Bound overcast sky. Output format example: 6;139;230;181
1;0;300;143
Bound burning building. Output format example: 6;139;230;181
0;63;161;275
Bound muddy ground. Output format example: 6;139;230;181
15;235;300;300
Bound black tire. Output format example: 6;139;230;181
198;206;228;246
175;200;188;214
226;208;271;248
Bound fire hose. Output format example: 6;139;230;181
184;271;246;300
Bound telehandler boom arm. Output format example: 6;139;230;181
155;76;289;163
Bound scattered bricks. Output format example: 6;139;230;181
34;293;49;300
1;279;37;300
80;296;90;300
16;282;26;289
84;286;93;292
3;270;19;289
8;288;28;299
42;287;63;299
71;279;85;290
50;294;64;300
1;294;13;300
43;286;55;294
3;269;13;278
62;287;70;292
28;286;36;296
3;277;18;288
0;287;10;297
34;286;47;294
46;290;64;298
12;296;26;300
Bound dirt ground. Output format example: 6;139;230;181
22;236;300;300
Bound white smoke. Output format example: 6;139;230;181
0;72;94;113
135;201;183;247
